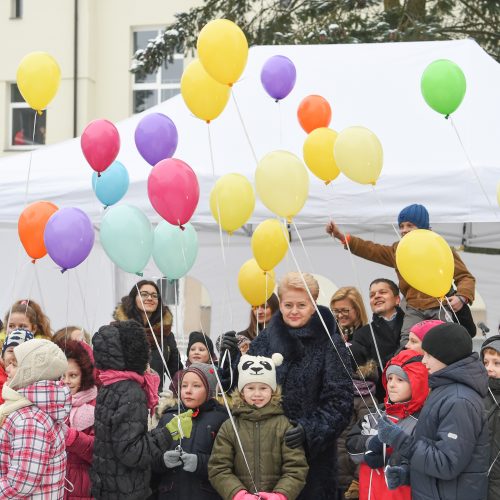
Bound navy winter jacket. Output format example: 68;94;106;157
248;305;354;499
388;353;490;500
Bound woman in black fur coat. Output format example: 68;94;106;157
239;272;354;499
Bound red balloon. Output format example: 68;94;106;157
148;158;200;228
81;119;120;174
297;95;332;133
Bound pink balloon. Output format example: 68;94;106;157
81;119;120;175
148;158;200;228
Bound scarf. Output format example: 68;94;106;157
0;384;33;425
69;386;97;431
99;369;159;410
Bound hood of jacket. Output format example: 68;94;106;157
17;380;71;423
113;303;173;329
382;349;429;419
0;383;33;422
231;389;284;421
429;352;488;397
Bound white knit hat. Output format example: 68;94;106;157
238;353;283;391
9;339;68;390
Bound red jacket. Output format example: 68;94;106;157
0;365;7;404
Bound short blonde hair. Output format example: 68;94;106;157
330;286;368;328
278;272;319;301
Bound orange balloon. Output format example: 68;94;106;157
297;95;332;133
18;201;59;260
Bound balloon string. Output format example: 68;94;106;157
90;247;105;335
33;263;47;313
449;117;499;220
197;321;261;496
74;268;91;340
231;89;259;165
278;100;283;148
65;271;71;343
24;110;38;204
207;123;216;177
370;186;401;241
284;221;382;418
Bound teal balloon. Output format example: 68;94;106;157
421;59;466;117
92;161;129;207
100;204;153;274
153;221;198;279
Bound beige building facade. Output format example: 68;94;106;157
0;0;201;156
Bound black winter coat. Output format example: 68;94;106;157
90;327;172;500
388;353;490;500
248;305;354;499
153;400;229;500
349;308;404;402
484;377;500;500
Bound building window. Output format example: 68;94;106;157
10;0;22;19
132;29;183;114
9;84;46;149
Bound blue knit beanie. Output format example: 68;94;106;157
398;204;430;229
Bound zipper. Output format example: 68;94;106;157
254;421;260;487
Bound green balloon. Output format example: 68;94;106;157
100;204;153;274
421;59;466;117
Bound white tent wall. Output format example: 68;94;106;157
0;40;499;338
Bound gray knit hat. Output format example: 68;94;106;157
9;339;68;390
181;362;218;402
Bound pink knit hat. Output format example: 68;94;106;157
410;320;445;341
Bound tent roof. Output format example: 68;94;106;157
1;39;499;233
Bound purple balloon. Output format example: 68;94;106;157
135;113;178;166
44;207;95;271
260;55;297;101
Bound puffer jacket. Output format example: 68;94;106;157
208;392;308;500
90;325;172;500
484;378;500;500
0;380;71;499
388;353;489;500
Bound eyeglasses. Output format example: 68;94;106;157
139;291;159;300
332;308;352;316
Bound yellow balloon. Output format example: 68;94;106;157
181;59;230;122
303;127;340;184
197;19;248;86
238;258;275;306
16;52;61;113
255;151;309;221
334;126;383;185
395;229;454;298
210;174;255;234
251;219;288;271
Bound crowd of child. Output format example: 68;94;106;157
0;203;497;499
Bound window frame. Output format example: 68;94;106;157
10;0;22;19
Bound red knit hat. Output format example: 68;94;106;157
410;319;445;341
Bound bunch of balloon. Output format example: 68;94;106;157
18;201;59;262
255;151;309;222
147;158;200;229
334;126;383;185
395;229;454;299
238;258;276;306
135;113;178;166
81;119;120;176
261;55;296;101
92;161;129;208
421;59;466;118
251;219;288;272
197;19;248;87
153;222;198;280
44;208;95;272
16;52;61;113
100;205;153;275
209;174;255;234
303;128;340;184
297;95;332;133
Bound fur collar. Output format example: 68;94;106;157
264;305;338;361
113;304;173;328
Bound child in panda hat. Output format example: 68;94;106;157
209;353;309;500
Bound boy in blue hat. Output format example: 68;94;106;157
326;204;475;345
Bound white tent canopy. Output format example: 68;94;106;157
0;39;499;337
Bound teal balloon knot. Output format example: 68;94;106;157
136;272;144;277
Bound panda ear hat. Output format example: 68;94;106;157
237;352;284;391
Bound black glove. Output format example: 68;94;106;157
284;423;305;448
364;434;384;469
219;331;239;357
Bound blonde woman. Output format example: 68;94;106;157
330;287;368;343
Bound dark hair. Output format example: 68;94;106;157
369;278;400;297
55;339;95;391
242;293;280;340
4;299;52;338
121;280;172;328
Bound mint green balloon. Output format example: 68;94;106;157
153;221;198;279
421;59;466;117
100;204;153;274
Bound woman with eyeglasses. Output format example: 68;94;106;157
113;280;182;391
330;287;368;343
